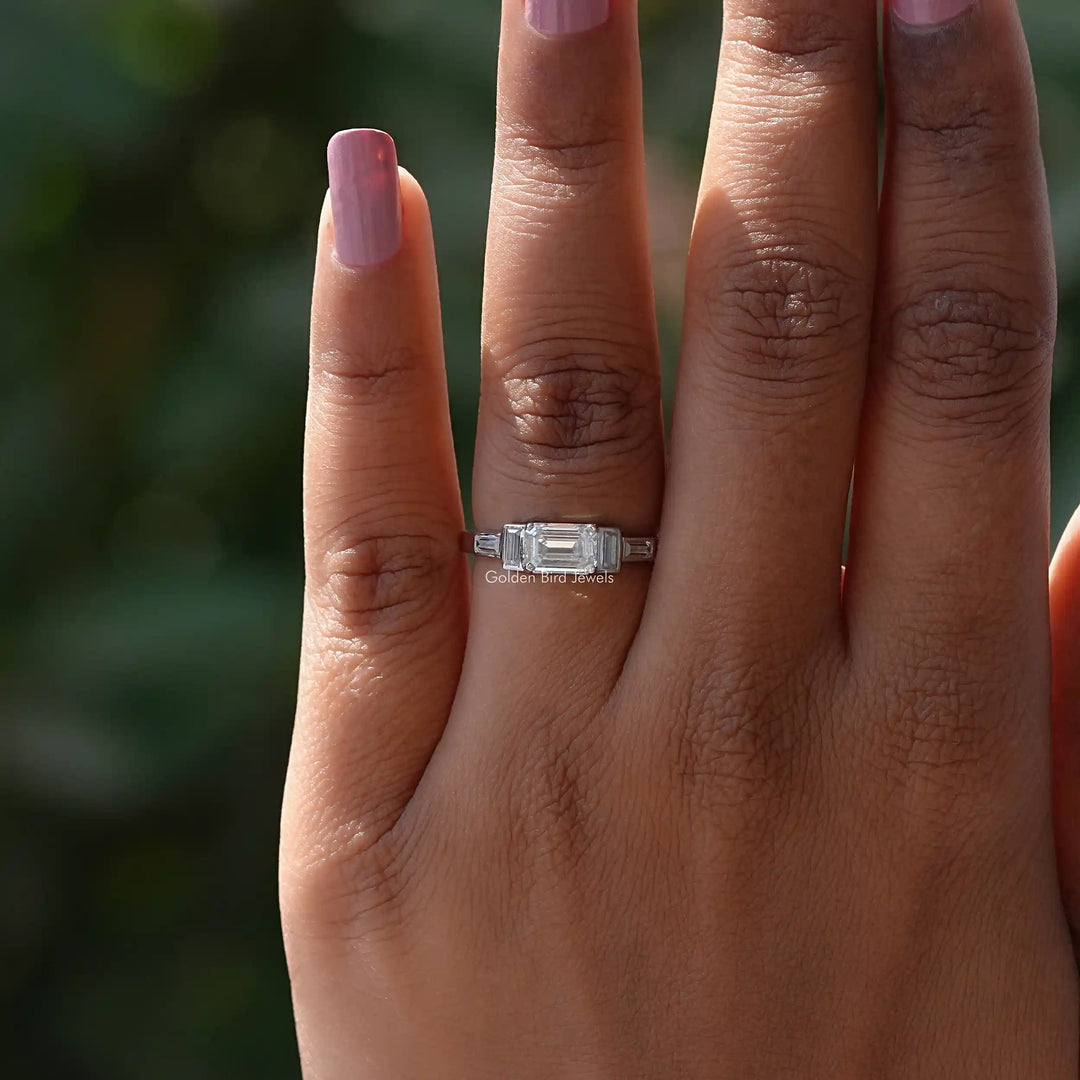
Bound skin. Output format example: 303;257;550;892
282;0;1080;1075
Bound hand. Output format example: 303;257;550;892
281;0;1078;1076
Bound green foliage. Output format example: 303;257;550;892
1;0;1078;1075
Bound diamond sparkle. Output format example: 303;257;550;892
520;523;599;575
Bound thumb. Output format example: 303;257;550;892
1051;504;1080;932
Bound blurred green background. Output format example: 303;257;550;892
1;0;1078;1075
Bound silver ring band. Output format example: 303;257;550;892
462;523;657;576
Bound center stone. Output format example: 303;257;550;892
522;523;599;575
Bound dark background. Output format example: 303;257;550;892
1;0;1078;1076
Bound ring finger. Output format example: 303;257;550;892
467;0;665;703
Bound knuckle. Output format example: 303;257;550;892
661;658;814;816
486;332;660;472
725;7;857;77
311;341;421;407
497;109;626;201
487;708;607;893
509;734;591;859
896;100;998;156
868;655;1027;821
312;528;460;640
892;81;1019;171
691;247;868;400
886;284;1052;430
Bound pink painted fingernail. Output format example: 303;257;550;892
525;0;610;36
891;0;977;27
327;129;402;267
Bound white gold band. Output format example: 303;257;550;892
463;524;657;576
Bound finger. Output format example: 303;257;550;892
845;0;1055;660
283;131;468;902
1051;506;1080;934
644;0;879;658
465;0;664;703
476;0;662;529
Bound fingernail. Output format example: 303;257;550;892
327;129;402;268
525;0;610;37
890;0;977;27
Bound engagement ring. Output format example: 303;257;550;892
464;524;658;576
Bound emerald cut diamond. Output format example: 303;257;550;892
524;523;598;574
476;522;653;577
502;523;598;575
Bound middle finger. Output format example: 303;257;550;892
645;0;879;663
